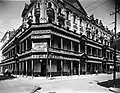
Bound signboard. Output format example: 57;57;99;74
32;42;47;52
31;35;50;39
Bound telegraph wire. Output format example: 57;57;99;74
85;0;101;9
87;0;109;12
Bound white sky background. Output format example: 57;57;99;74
0;0;119;40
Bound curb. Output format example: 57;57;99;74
108;87;120;93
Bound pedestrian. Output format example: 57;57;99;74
95;70;98;75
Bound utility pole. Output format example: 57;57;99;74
113;0;117;87
110;0;119;87
110;0;118;87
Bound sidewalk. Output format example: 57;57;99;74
13;73;107;81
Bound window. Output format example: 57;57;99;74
73;15;76;23
66;11;69;20
80;18;82;25
58;8;61;14
96;29;98;34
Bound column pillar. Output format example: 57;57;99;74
31;60;34;79
85;45;87;54
101;63;103;73
26;61;28;77
50;59;52;79
91;47;92;55
61;60;63;77
61;38;63;49
71;61;73;76
91;63;93;74
71;41;73;51
22;62;24;76
19;62;21;76
85;62;87;74
79;43;81;53
78;61;81;76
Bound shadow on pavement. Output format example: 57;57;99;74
0;74;16;81
97;78;120;88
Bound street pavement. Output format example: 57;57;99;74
0;73;120;93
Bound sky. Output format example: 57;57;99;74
0;0;119;40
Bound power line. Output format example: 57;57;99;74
87;0;109;12
0;19;18;28
85;0;101;9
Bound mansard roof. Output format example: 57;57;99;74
63;0;87;16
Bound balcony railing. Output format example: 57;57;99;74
49;47;80;57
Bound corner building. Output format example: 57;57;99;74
1;0;120;77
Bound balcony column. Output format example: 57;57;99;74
79;43;81;53
70;13;74;31
71;41;73;51
85;44;87;54
91;47;92;55
61;38;63;49
40;0;47;23
96;49;98;57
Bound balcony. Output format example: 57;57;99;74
49;47;80;57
